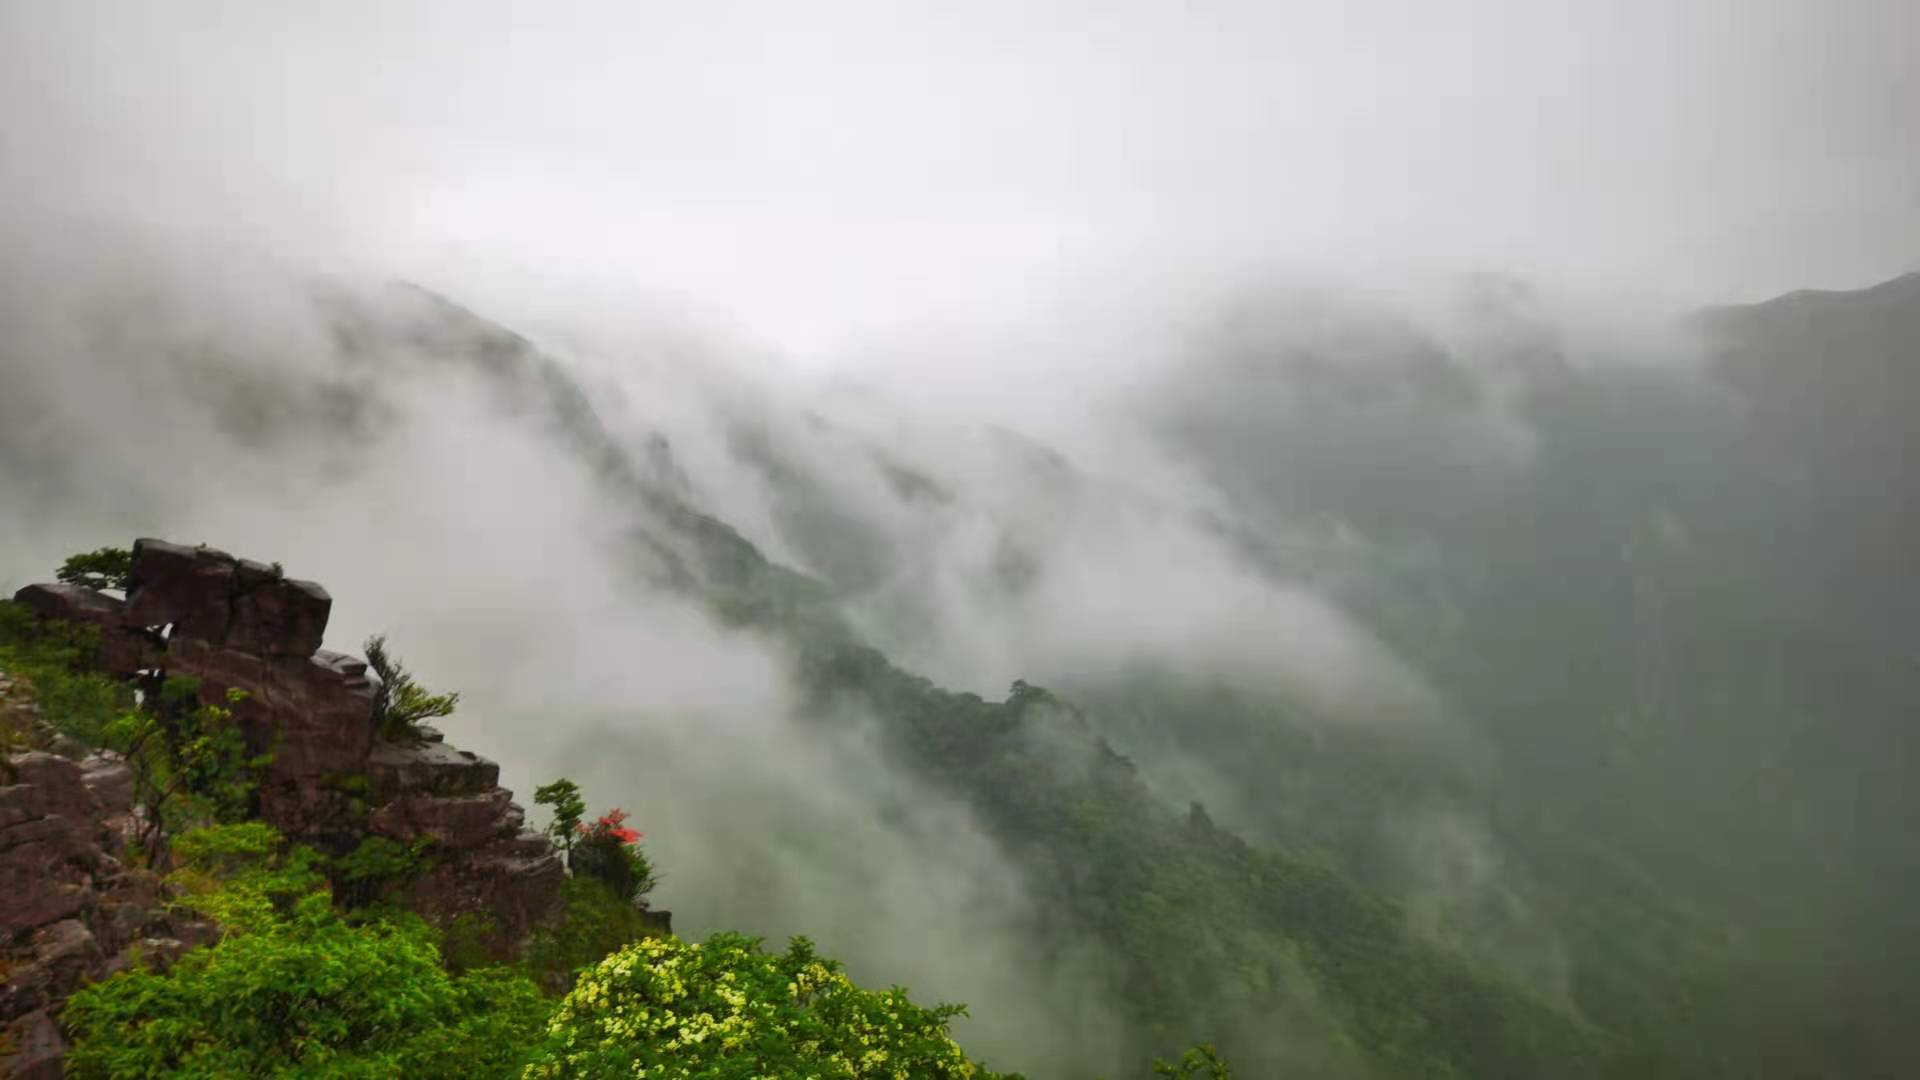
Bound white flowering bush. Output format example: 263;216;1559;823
523;932;1016;1079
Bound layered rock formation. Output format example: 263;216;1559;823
1;680;212;1079
4;539;579;1073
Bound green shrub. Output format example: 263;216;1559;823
164;822;328;931
0;599;129;744
1150;1045;1234;1078
525;932;1014;1079
103;681;270;855
332;834;433;909
566;807;654;903
63;894;547;1078
64;822;548;1079
524;875;664;991
441;911;503;975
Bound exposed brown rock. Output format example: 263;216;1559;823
124;539;237;644
1;1008;65;1079
2;754;99;824
117;540;333;659
0;741;215;1076
164;640;379;837
367;739;500;800
76;755;133;818
0;830;98;936
19;921;102;1004
370;789;520;851
11;583;119;625
227;574;331;658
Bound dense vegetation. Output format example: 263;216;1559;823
1107;283;1920;1078
781;642;1601;1077
62;824;551;1079
0;599;130;752
526;933;1007;1079
523;276;1919;1076
53;807;1220;1078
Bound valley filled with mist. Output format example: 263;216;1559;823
2;3;1916;1077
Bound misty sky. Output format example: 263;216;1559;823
2;0;1915;361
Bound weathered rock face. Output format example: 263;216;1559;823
163;639;380;840
0;737;214;1075
362;736;566;950
5;540;582;1073
123;539;331;658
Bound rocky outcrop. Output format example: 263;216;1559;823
0;710;214;1076
121;540;331;659
11;543;564;915
4;539;581;1071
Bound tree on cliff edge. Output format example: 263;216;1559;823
56;547;132;594
364;634;460;740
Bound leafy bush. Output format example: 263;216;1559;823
1150;1045;1234;1078
64;823;549;1078
332;834;434;910
0;599;129;744
524;875;665;992
165;821;328;931
440;911;504;975
64;894;548;1078
525;932;1014;1079
566;807;654;902
102;679;269;856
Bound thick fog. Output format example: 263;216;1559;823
5;0;1917;356
2;2;1916;1076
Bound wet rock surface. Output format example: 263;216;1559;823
0;737;214;1074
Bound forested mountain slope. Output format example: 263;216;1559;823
304;272;1920;1077
319;283;1603;1077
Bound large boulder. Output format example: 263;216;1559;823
123;539;237;644
11;583;119;624
121;541;331;658
0;741;213;1075
226;562;331;658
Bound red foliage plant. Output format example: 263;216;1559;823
578;808;642;846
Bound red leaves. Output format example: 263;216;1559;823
575;807;643;846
